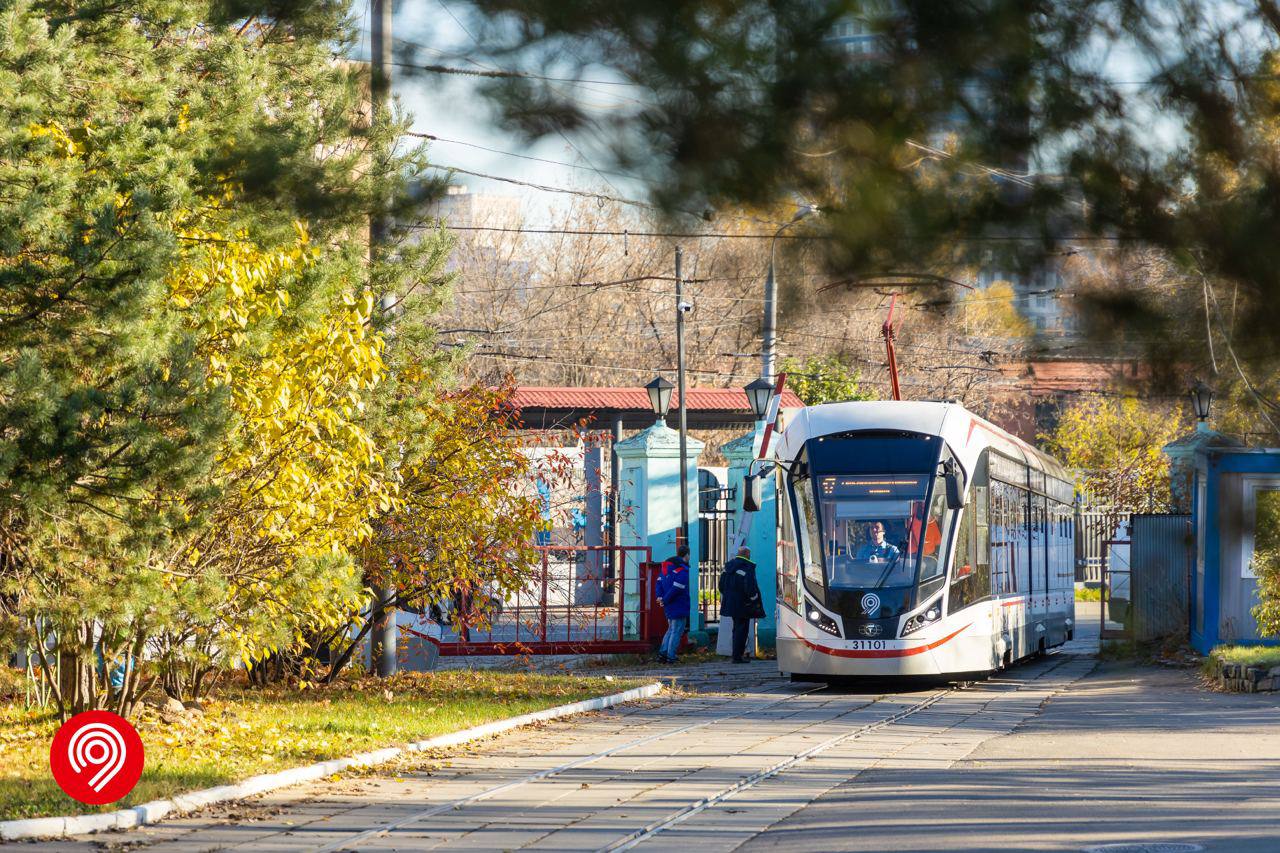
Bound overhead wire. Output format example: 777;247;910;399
372;27;1167;384
406;132;650;183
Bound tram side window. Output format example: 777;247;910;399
1032;494;1048;596
949;502;990;611
975;485;990;585
778;475;801;611
792;477;825;590
1016;492;1032;595
990;480;1021;595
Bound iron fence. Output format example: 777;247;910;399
698;485;736;624
401;545;654;658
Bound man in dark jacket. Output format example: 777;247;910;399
657;545;691;663
719;546;764;663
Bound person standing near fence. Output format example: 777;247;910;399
657;545;691;664
719;546;765;663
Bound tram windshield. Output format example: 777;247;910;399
815;475;947;589
793;432;950;594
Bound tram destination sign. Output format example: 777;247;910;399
819;476;925;499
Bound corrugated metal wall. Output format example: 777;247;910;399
1130;513;1193;642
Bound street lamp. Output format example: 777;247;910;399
763;204;819;382
645;375;674;424
744;377;774;420
1191;380;1213;423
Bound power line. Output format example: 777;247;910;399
387;58;644;89
408;132;650;183
415;222;818;240
423;162;663;210
419;221;1129;245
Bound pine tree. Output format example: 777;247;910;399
0;0;451;716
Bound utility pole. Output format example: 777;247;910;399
369;0;397;679
762;260;777;383
763;206;818;382
675;247;690;551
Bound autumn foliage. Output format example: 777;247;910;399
0;2;542;718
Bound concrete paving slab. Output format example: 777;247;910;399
738;662;1280;853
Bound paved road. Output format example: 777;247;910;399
28;608;1280;853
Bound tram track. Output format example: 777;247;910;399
303;653;1089;853
317;682;831;852
601;651;1089;851
598;686;953;852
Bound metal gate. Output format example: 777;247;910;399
1100;538;1131;640
698;485;736;625
403;545;655;657
1077;507;1131;584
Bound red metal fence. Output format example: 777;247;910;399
408;545;657;656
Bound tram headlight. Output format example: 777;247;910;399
806;607;841;637
901;599;943;636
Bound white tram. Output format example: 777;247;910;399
771;401;1076;680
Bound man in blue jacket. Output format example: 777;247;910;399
657;545;691;663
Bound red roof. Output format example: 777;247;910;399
510;386;804;412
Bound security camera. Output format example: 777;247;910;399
677;301;694;314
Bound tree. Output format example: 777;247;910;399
430;0;1280;381
321;383;553;681
1042;397;1187;510
959;282;1031;339
779;355;876;406
436;199;1031;419
0;0;448;716
1250;490;1280;638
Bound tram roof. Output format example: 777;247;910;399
780;400;1072;483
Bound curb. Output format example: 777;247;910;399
0;681;663;842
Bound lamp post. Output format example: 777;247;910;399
763;205;818;383
645;376;674;424
1191;380;1213;429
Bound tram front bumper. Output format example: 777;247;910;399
777;631;946;678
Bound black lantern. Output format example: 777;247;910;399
744;377;774;420
645;376;674;421
1191;380;1213;422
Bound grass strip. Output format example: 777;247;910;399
0;669;641;821
1208;644;1280;671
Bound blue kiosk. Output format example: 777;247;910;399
1185;442;1280;654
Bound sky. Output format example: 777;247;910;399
351;0;650;222
347;1;1258;224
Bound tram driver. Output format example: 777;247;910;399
854;521;900;564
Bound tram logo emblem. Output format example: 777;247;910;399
860;593;880;616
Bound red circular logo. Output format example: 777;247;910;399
49;711;145;805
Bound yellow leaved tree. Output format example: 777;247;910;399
155;216;395;699
1042;396;1186;509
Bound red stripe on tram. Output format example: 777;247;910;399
788;624;971;659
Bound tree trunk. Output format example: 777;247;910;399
322;614;377;684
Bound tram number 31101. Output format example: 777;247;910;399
845;640;889;650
